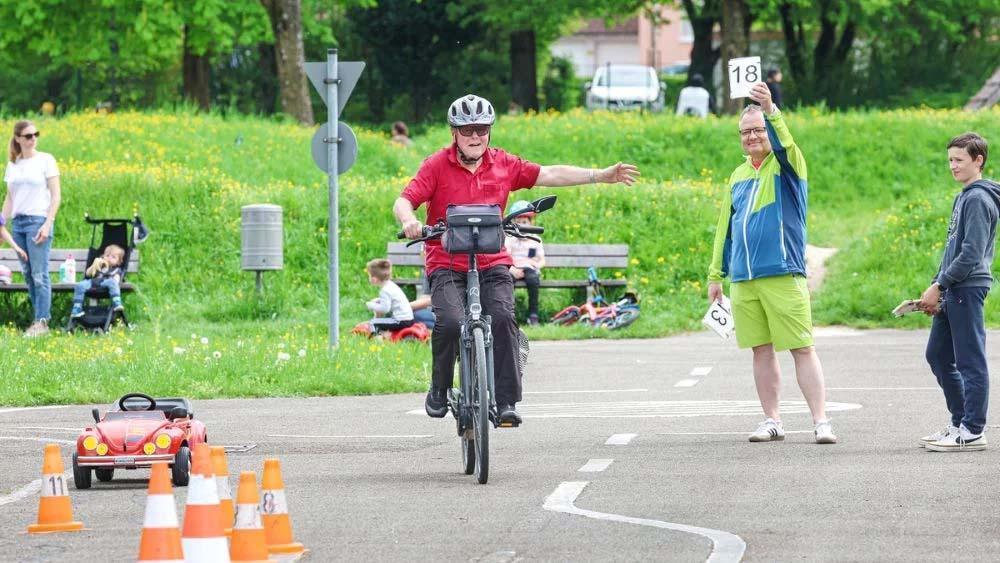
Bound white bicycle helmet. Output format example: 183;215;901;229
447;94;496;127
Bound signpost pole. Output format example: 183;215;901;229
327;48;340;348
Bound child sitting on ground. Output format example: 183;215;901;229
505;200;545;325
365;258;414;333
71;244;125;318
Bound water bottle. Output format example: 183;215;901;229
60;255;76;284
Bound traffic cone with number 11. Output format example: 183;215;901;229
27;444;83;534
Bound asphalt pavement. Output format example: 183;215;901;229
2;327;999;562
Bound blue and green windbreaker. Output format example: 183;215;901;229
708;108;808;283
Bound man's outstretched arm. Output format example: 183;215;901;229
535;162;640;187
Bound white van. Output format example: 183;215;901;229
585;64;665;111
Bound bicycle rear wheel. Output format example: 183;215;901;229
550;306;579;325
472;327;490;484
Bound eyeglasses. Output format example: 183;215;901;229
739;127;767;138
19;132;40;139
456;125;490;137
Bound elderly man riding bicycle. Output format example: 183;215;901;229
394;94;639;424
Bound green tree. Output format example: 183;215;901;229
180;0;269;110
678;0;721;94
477;0;654;112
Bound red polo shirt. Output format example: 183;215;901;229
401;144;541;275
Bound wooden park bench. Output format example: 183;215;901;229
386;242;629;291
0;249;140;293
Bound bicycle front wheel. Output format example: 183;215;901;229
472;326;490;484
611;308;640;330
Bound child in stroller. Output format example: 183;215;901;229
66;214;147;333
70;244;125;318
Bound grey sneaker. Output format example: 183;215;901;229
814;420;838;444
24;320;49;338
919;425;959;448
749;418;785;442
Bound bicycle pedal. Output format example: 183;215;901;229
498;420;521;428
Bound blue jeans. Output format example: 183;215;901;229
925;287;991;434
413;307;436;330
73;279;121;305
11;215;53;322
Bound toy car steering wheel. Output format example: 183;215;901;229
118;392;157;411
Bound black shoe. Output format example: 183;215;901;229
425;387;448;418
497;404;522;425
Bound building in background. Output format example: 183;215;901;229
552;6;693;78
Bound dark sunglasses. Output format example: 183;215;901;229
456;125;490;137
20;132;40;139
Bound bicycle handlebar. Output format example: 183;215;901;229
397;221;543;246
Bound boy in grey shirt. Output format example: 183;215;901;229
365;258;415;333
919;132;1000;452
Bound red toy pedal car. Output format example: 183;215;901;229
352;320;431;342
72;393;207;489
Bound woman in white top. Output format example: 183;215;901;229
3;120;61;337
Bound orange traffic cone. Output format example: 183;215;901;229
260;459;306;555
230;471;274;562
182;443;230;562
211;446;235;536
27;444;83;533
137;463;183;562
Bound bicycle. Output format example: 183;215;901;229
399;195;556;484
550;266;640;329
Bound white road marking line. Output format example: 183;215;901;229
477;550;520;563
827;387;937;391
0;436;75;445
690;366;713;377
605;433;637;445
544;481;746;563
267;434;432;439
524;388;648;395
675;379;700;388
578;459;614;472
0;406;68;415
655;430;812;436
13;426;81;433
0;471;72;507
410;400;862;418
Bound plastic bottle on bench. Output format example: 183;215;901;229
60;255;76;284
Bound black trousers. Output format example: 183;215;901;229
430;265;522;405
522;267;541;316
371;318;415;332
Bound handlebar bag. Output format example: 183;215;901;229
443;204;504;254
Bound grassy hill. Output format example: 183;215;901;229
0;106;997;404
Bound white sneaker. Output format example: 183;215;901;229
814;419;838;444
749;418;785;442
23;320;49;338
926;425;987;452
919;425;959;448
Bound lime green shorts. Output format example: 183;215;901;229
731;274;814;351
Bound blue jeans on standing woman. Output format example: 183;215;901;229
925;287;991;435
11;215;53;322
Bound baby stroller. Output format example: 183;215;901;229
66;214;148;333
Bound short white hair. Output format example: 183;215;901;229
740;104;764;119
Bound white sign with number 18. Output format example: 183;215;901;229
728;56;762;99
